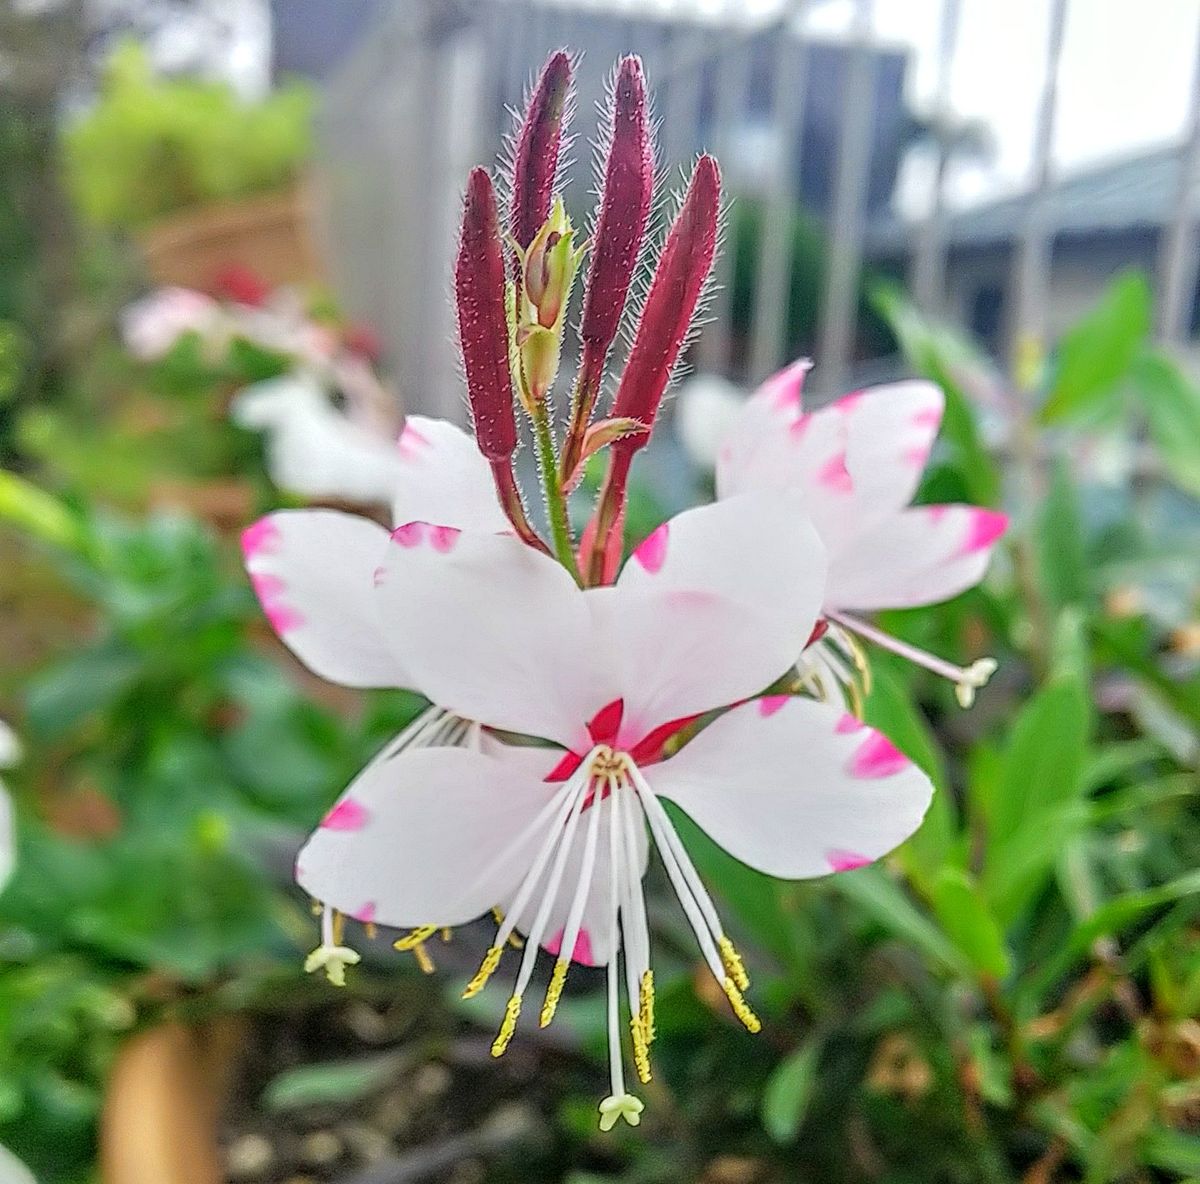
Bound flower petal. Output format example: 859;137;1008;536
297;744;559;928
840;380;945;529
506;793;649;967
243;510;409;688
376;524;612;747
827;504;1008;611
391;416;510;533
649;697;933;879
232;375;405;504
608;493;826;738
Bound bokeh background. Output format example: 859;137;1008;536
1;2;1199;1182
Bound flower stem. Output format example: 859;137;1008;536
558;343;604;488
531;405;582;583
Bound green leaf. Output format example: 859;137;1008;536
989;675;1089;860
862;669;955;888
263;1052;405;1112
930;868;1010;980
1134;349;1200;497
833;866;970;977
1143;1129;1200;1175
1040;271;1150;423
0;470;83;553
1034;459;1089;615
762;1033;824;1143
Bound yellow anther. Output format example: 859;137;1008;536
630;1017;653;1083
639;970;656;1044
411;942;435;975
364;922;378;940
331;910;345;945
462;944;504;999
491;994;522;1057
719;937;750;992
441;927;452;943
310;899;322;916
539;958;569;1028
393;925;438;951
722;976;762;1034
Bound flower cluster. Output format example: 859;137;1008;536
122;271;402;504
243;52;1007;1130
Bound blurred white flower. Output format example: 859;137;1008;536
0;1143;34;1184
675;374;747;470
231;373;404;504
121;287;223;361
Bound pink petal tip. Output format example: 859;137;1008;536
848;731;912;779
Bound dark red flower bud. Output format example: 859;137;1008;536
580;56;654;360
611;155;720;446
455;168;517;461
510;50;573;252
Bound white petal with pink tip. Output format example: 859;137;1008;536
649;697;933;879
243;510;410;688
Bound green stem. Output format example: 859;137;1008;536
531;406;581;584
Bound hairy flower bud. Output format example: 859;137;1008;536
611;155;721;446
510;50;573;252
455;168;517;460
580;56;654;360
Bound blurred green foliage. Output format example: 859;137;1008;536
63;43;314;231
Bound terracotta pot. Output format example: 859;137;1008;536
101;1018;244;1184
139;185;322;291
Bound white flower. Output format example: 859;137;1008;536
713;361;1008;706
0;1143;35;1184
245;424;934;1123
231;374;406;505
675;374;746;471
120;287;223;361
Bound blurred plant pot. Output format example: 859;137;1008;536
101;1017;244;1184
138;184;322;291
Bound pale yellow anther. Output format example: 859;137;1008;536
303;943;360;988
331;910;346;945
598;1092;644;1131
393;925;438;951
462;944;504;999
441;927;452;943
411;942;435;975
539;958;569;1027
639;970;656;1044
630;1017;653;1083
491;994;522;1057
955;658;998;709
364;922;378;940
722;976;762;1033
719;937;750;992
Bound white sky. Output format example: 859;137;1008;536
595;0;1200;207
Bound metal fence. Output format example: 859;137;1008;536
315;0;1200;422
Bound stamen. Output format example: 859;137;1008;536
630;1014;652;1083
331;910;345;945
722;976;762;1033
441;928;452;943
462;945;505;999
493;907;524;948
365;922;378;940
828;610;997;708
639;970;656;1044
491;994;523;1057
412;942;435;975
719;937;750;992
539;767;608;1027
540;959;570;1027
394;925;438;951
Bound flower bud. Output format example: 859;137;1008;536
510;50;573;252
522;197;580;330
611;155;721;447
580;56;654;360
455;168;517;460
